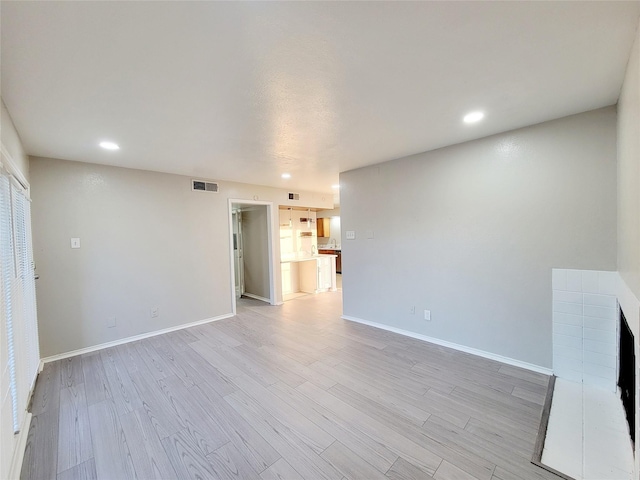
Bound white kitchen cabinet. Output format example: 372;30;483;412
317;256;332;290
280;255;337;299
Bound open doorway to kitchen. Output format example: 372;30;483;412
229;200;276;313
279;207;339;301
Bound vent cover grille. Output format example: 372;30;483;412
193;180;219;193
288;193;300;200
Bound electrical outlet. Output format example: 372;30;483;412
107;316;116;328
424;310;431;321
151;307;159;318
410;306;415;314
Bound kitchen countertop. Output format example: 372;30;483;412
281;254;337;263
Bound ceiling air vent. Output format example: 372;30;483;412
288;193;300;200
192;180;219;193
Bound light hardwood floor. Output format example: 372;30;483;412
22;291;557;480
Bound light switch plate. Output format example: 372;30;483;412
366;230;374;239
346;231;356;240
71;238;80;249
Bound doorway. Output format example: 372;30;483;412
228;200;277;313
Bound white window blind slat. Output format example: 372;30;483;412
0;173;19;433
0;169;39;438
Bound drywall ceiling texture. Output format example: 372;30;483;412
30;157;332;357
340;107;617;369
2;2;639;193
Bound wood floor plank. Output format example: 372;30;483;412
268;380;399;474
152;339;201;388
267;333;326;365
119;408;179;479
259;344;338;389
174;346;238;397
59;356;84;388
81;353;112;406
188;340;246;378
132;340;171;381
57;384;93;473
224;388;344;480
231;374;336;454
463;417;535;456
24;294;553;480
328;375;432;425
321;440;389;480
20;409;59;480
99;348;143;416
259;458;303;480
161;429;221;480
156;374;231;455
190;323;243;348
127;367;185;439
511;386;546;405
206;441;261;479
423;416;557;480
296;381;443;476
113;342;146;374
234;343;308;388
435;460;482;480
88;400;136;480
192;382;282;473
386;457;436;480
423;388;538;438
56;459;97;480
31;361;61;416
324;381;495;480
163;329;199;351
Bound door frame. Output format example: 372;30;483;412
231;209;245;299
227;199;277;314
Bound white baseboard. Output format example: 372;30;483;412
41;313;234;364
8;412;32;480
341;315;553;376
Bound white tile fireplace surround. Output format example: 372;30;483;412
552;269;618;390
549;269;638;479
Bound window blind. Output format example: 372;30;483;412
0;168;39;436
0;172;19;433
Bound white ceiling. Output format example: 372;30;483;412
2;1;639;196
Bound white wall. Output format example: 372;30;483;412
341;107;617;369
30;157;332;357
1;99;29;183
616;20;640;476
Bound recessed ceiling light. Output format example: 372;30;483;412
332;184;340;189
281;173;291;179
463;111;484;124
99;141;120;150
